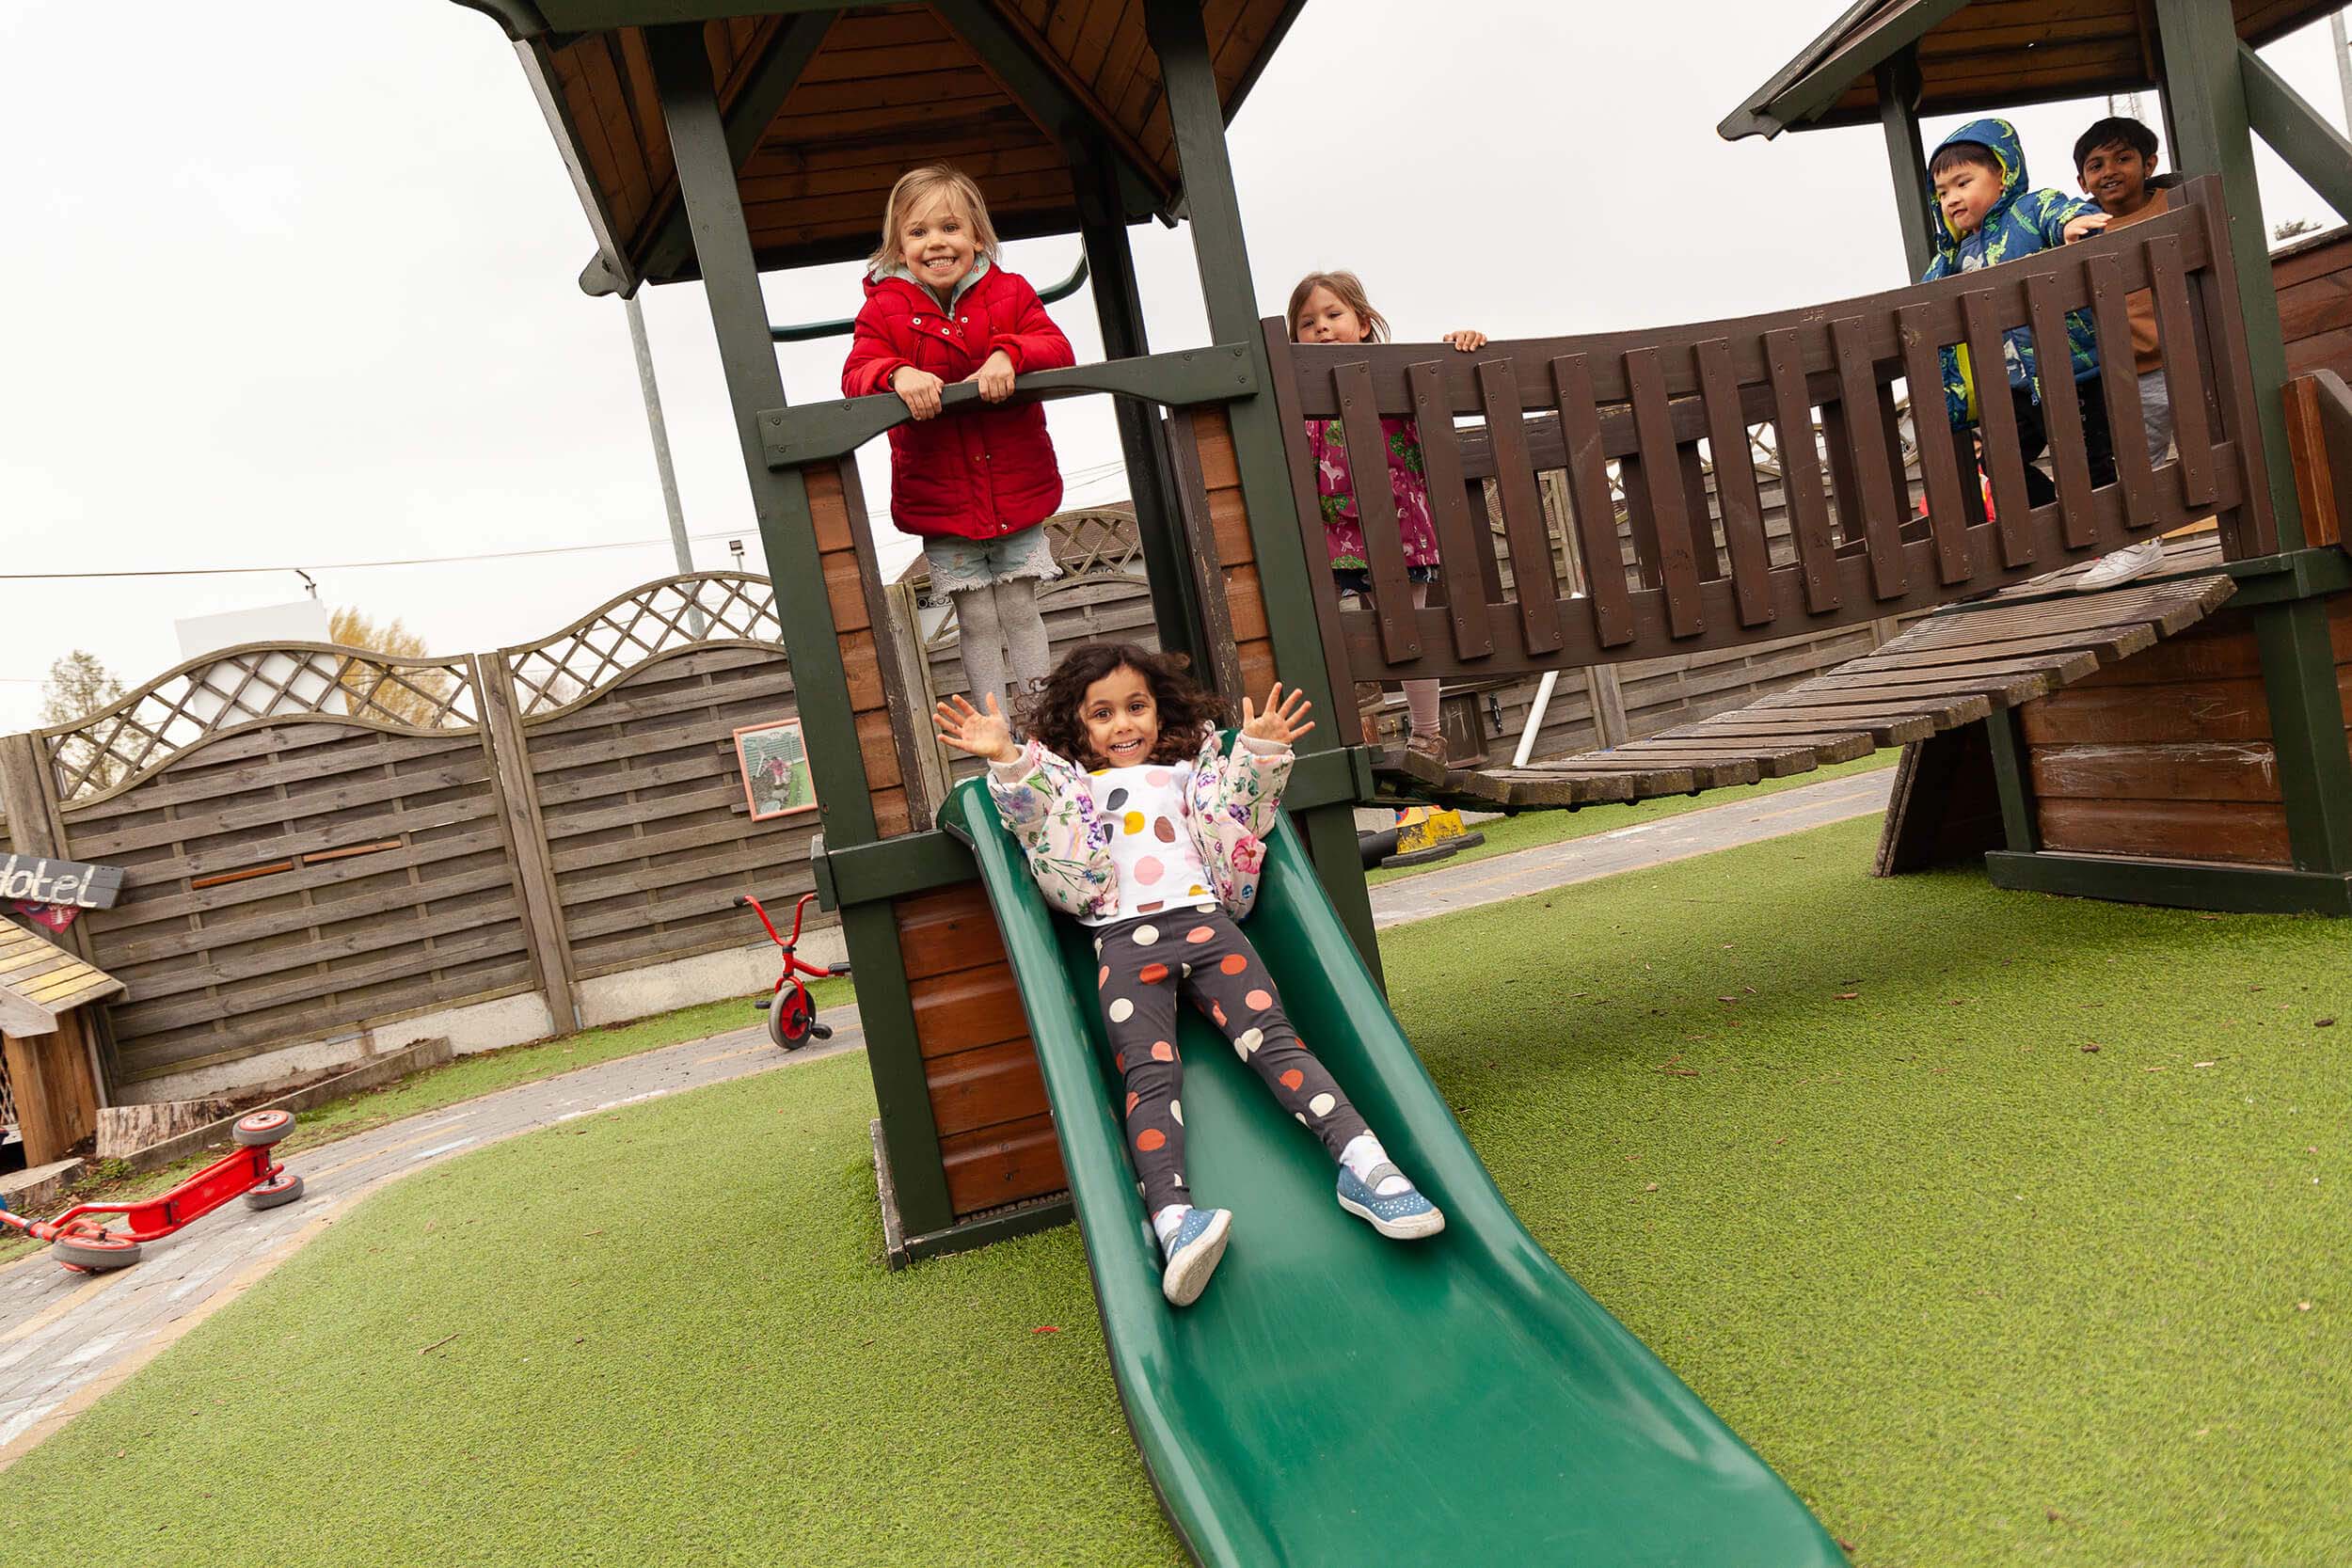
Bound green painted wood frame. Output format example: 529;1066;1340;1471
645;22;954;1236
1144;0;1382;980
757;344;1257;467
1073;136;1207;670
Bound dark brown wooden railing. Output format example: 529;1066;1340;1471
1267;176;2276;689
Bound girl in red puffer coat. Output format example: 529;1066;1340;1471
844;166;1075;717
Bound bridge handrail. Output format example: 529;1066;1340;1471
1266;174;2276;689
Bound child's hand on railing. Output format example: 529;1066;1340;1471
1240;683;1315;749
2062;212;2111;244
1442;329;1487;352
892;365;946;420
964;349;1017;403
934;692;1022;764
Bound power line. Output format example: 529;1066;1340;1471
0;461;1143;583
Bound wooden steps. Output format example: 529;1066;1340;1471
1375;537;2238;812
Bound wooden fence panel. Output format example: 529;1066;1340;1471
528;642;818;983
62;723;533;1086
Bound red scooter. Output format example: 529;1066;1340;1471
0;1109;302;1272
735;891;849;1050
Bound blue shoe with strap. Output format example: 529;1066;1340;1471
1159;1207;1232;1307
1337;1163;1445;1240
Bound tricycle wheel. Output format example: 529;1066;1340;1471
50;1233;141;1271
232;1109;296;1147
767;991;812;1052
245;1171;305;1210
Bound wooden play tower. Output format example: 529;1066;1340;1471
450;0;2352;1262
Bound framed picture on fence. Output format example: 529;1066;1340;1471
734;719;818;821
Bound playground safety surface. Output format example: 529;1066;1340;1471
0;769;1890;1470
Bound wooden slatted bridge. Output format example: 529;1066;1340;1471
1377;538;2236;812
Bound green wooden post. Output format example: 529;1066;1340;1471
1073;141;1206;669
2154;2;2352;879
646;23;957;1236
2152;0;2304;546
2254;598;2352;873
1982;711;2040;854
1877;46;1936;280
1144;0;1382;980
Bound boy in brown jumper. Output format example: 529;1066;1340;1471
2074;116;2191;591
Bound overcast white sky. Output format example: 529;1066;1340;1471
3;2;2345;729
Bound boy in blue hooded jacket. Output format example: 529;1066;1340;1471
1921;119;2116;511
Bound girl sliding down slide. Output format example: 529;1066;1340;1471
934;644;1444;1307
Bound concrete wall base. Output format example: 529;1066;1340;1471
111;932;847;1108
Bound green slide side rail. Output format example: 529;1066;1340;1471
940;776;1841;1566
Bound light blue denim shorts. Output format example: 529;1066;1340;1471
920;525;1060;606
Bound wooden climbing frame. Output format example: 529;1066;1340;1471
1271;177;2276;701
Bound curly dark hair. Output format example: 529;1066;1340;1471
1016;642;1230;768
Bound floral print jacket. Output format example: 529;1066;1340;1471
985;731;1291;922
1303;416;1442;571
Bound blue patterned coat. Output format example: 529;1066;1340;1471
1919;118;2102;426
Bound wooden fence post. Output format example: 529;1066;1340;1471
473;652;581;1033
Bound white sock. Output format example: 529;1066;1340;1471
1339;1133;1414;1197
1153;1205;1189;1250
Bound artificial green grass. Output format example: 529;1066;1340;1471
0;980;850;1266
5;1051;1156;1568
1365;749;1897;884
7;828;2348;1567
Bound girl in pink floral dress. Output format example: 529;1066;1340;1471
1288;271;1486;765
933;643;1444;1307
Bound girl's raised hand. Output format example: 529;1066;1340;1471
892;364;946;420
1240;682;1315;748
934;692;1021;764
1444;329;1487;353
965;348;1017;404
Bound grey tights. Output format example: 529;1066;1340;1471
953;578;1052;716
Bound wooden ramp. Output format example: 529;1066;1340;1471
1381;537;2236;812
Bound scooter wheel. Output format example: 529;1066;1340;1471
245;1171;305;1211
50;1233;141;1271
232;1109;296;1148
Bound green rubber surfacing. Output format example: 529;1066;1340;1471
941;777;1843;1566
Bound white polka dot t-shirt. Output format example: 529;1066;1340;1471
1082;762;1216;927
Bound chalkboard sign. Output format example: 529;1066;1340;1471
734;719;818;821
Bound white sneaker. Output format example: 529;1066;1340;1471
2075;539;2165;592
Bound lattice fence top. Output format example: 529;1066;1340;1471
901;508;1146;653
501;573;782;719
42;643;482;807
895;506;1144;594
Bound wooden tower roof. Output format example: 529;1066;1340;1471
452;2;1302;292
1720;0;2338;141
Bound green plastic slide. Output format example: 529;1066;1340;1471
942;776;1843;1566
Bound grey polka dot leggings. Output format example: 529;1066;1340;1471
1094;910;1371;1215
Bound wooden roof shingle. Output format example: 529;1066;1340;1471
1722;0;2340;142
453;2;1303;291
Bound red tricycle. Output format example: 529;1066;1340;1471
0;1108;303;1272
736;891;849;1051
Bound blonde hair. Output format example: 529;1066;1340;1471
869;165;1000;275
1286;271;1391;343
